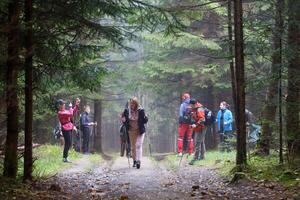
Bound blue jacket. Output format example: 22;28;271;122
216;109;233;132
179;98;191;124
179;98;190;117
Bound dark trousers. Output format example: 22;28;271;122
194;127;207;160
82;127;90;153
62;130;72;158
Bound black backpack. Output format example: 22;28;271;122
53;123;62;139
204;108;215;126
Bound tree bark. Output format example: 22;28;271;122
24;0;34;181
275;0;284;164
233;0;247;167
228;0;237;117
3;0;21;179
286;0;300;158
259;0;284;156
94;99;103;153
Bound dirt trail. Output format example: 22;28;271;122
31;155;299;200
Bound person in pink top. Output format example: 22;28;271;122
57;98;80;162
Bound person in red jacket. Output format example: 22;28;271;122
189;98;206;165
57;98;80;162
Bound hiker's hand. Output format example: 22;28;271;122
191;124;196;128
73;126;77;131
69;102;73;107
75;98;80;105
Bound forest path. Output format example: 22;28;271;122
33;155;298;200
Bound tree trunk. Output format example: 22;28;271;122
205;83;217;149
94;99;103;153
228;0;237;117
3;0;21;179
24;0;33;181
286;0;300;158
233;0;247;168
258;0;284;156
275;0;284;164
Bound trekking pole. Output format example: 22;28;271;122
179;152;185;167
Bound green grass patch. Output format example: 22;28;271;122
162;151;299;189
33;144;83;177
163;151;236;172
87;153;102;165
242;154;300;188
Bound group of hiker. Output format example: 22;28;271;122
55;93;258;167
56;98;96;162
177;93;233;165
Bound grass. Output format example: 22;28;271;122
83;153;102;172
33;144;83;178
0;144;83;178
163;150;300;189
243;154;300;188
0;144;84;199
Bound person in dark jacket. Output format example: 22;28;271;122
121;97;148;169
80;105;97;154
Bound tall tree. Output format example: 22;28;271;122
259;0;284;156
94;98;103;154
233;0;247;167
24;0;33;181
3;0;21;178
275;0;284;164
227;0;237;125
286;0;300;158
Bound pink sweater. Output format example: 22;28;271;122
58;105;78;131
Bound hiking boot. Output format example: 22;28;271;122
63;158;71;163
136;160;141;169
189;159;196;165
133;160;137;167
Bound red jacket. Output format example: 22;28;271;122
58;105;78;131
191;102;205;132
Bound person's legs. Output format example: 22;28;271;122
178;124;187;154
126;130;131;157
199;127;207;159
82;128;89;153
136;133;145;167
86;129;90;153
129;131;138;161
62;130;72;160
187;127;194;155
193;131;201;160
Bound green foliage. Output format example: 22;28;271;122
33;144;83;178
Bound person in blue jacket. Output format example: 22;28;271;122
216;101;233;143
